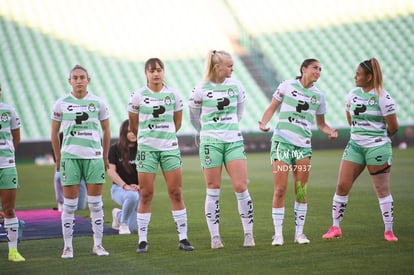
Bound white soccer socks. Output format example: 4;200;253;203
272;207;285;237
172;208;188;241
61;197;78;248
137;212;151;243
378;194;394;232
4;217;19;249
88;195;104;247
294;202;307;235
236;190;254;235
205;188;220;238
332;194;348;227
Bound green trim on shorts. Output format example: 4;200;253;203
60;158;105;186
270;141;312;165
199;141;246;169
0;167;18;189
136;149;182;173
342;140;392;166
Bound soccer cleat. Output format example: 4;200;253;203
322;226;342;239
93;244;109;256
119;223;131;235
243;233;255;247
8;248;25;262
211;235;224;249
137;241;148;253
294;233;310;244
61;247;74;259
178;239;194;251
271;235;284;246
111;208;121;230
384;231;398;242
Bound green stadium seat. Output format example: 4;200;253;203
0;3;412;141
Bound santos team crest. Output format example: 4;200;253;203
88;103;96;112
1;113;9;122
368;97;376;105
164;96;172;105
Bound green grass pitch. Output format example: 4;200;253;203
2;148;413;274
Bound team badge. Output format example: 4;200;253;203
205;156;212;165
88;103;96;112
164;96;172;105
1;113;9;122
228;88;234;97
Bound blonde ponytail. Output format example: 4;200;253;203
202;50;231;83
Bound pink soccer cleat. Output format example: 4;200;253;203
322;226;342;239
384;231;398;242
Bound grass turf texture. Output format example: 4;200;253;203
1;149;413;274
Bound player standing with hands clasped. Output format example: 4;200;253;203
322;58;399;242
128;58;194;253
259;58;338;246
189;50;255;249
51;65;111;259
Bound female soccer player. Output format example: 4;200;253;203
128;58;194;253
189;50;255;249
259;58;337;246
0;84;25;261
51;65;111;258
322;58;399;242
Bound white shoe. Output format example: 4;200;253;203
272;235;284;246
119;223;131;235
294;233;310;244
111;208;121;230
211;235;224;249
61;247;73;259
243;233;255;247
93;244;109;256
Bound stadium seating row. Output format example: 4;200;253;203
0;1;412;141
0;18;269;139
254;16;414;126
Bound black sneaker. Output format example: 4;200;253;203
137;241;148;253
178;239;194;251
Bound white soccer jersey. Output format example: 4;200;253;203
346;87;396;147
128;85;183;151
0;103;21;168
188;78;246;143
51;92;109;159
271;79;326;148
